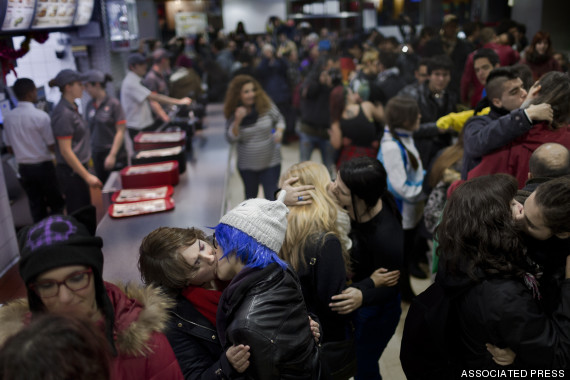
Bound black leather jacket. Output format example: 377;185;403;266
165;295;242;380
217;263;322;379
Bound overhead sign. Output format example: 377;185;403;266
174;12;207;37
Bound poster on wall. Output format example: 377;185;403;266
31;0;77;29
73;0;94;26
174;12;207;37
1;0;36;31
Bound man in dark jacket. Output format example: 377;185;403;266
299;55;337;172
461;67;553;179
399;55;459;168
214;192;322;379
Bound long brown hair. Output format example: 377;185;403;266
223;75;272;118
329;85;347;123
428;130;464;188
527;71;570;128
436;174;527;281
525;30;554;62
385;96;420;170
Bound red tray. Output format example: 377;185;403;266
134;131;186;151
111;185;174;203
120;161;179;188
108;197;175;218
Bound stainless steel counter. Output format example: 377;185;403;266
96;104;231;284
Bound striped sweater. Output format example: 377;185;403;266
226;103;284;171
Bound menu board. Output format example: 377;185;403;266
31;0;76;29
73;0;93;26
2;0;36;31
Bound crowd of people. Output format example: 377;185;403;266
1;12;570;380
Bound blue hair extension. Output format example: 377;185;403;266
214;223;287;270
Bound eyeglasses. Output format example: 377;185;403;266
212;232;218;249
29;268;93;298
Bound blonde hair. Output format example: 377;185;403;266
279;162;352;275
361;50;379;65
223;75;272;118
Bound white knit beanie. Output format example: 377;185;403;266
219;191;289;253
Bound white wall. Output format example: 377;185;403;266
0;162;19;279
222;0;286;35
5;32;77;105
136;0;159;40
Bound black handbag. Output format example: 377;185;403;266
320;338;357;380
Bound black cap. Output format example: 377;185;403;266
50;69;88;88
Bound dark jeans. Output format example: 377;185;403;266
276;101;297;138
56;164;91;215
353;296;401;380
92;149;127;184
18;161;65;222
238;164;281;200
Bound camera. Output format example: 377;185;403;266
328;68;343;87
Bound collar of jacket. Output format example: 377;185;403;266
219;263;282;319
171;295;218;341
489;104;511;118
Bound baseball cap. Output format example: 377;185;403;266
82;69;106;84
127;53;148;67
152;48;171;63
50;69;88;88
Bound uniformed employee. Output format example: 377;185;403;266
120;53;192;140
84;70;127;184
49;69;102;214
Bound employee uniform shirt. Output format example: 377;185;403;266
121;70;154;130
51;98;91;165
2;101;54;164
142;68;169;96
85;95;126;152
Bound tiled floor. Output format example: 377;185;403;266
226;139;432;380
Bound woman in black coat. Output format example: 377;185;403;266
437;174;570;370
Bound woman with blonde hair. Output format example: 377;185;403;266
280;161;354;379
280;161;395;379
224;74;285;199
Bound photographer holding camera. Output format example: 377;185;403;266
299;55;340;174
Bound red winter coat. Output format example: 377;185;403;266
467;123;570;188
105;283;183;380
0;283;183;380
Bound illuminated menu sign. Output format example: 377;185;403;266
31;0;76;29
73;0;93;26
2;0;36;31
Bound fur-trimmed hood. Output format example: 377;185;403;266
106;282;174;357
0;282;174;357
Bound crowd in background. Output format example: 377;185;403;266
1;12;570;380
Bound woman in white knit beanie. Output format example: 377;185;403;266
213;192;323;379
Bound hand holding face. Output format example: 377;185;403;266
280;176;314;206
